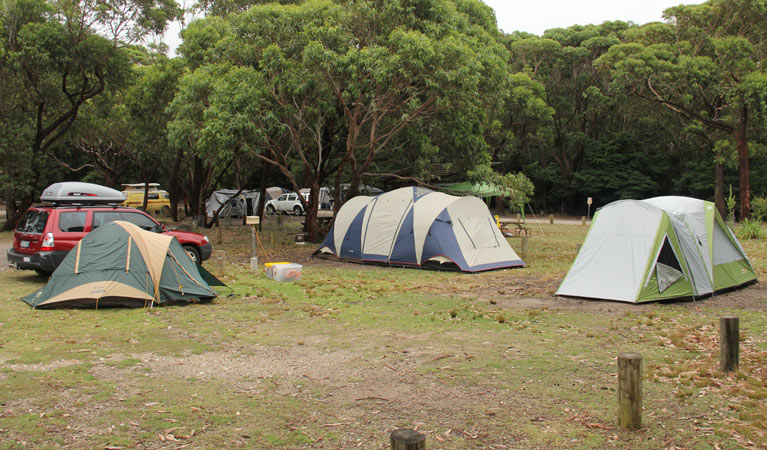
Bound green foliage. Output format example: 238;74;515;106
572;133;665;205
467;164;534;214
596;0;767;218
0;0;179;228
738;218;763;240
750;197;767;222
727;185;737;222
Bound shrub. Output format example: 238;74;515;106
751;197;767;222
738;218;763;240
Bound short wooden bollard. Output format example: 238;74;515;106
581;216;586;225
618;352;642;430
390;429;425;450
215;250;226;276
720;316;739;372
250;257;259;274
521;235;529;260
549;214;554;224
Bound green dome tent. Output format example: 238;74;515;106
22;221;218;308
556;197;756;303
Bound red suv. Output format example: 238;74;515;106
8;205;212;276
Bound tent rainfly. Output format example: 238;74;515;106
22;221;218;308
314;186;525;272
556;196;756;303
206;189;261;218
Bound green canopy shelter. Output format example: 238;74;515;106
437;182;506;198
23;221;219;308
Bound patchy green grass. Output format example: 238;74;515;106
0;219;765;449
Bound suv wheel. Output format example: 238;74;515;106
183;245;200;264
293;205;303;215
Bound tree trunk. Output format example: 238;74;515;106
257;163;268;219
734;102;750;219
190;156;205;218
714;159;726;218
305;181;321;242
167;147;185;221
494;196;504;214
2;193;21;231
142;177;150;211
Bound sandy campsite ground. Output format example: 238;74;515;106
1;217;766;449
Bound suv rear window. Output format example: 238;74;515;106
15;210;49;234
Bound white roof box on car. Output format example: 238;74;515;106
41;182;127;204
121;183;161;192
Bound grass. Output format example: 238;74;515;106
0;218;765;448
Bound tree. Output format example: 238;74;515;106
0;0;180;229
596;0;767;218
171;0;510;240
126;55;186;219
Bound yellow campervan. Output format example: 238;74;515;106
121;183;171;215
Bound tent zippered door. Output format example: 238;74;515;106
645;233;698;299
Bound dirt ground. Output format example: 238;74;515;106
275;240;767;314
0;240;9;271
3;230;766;449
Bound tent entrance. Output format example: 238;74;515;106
655;238;684;293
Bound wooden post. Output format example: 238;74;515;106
250;257;259;274
215;250;226;276
618;352;642;430
720;316;739;372
521;235;529;260
251;227;257;259
549;214;554;224
390;429;425;450
581;216;586;226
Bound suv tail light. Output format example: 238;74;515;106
41;232;55;251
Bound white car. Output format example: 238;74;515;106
265;192;308;215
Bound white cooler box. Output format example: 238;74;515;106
271;263;302;282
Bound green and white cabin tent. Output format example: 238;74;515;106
556;196;756;303
23;221;218;308
315;186;525;272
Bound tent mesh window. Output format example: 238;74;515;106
657;238;683;271
656;237;684;293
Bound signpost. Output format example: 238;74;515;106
246;216;261;272
587;197;593;222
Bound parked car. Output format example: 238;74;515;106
265;192;309;215
121;183;171;215
7;182;211;276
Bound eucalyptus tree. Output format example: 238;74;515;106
126;55;187;219
171;0;511;239
596;0;767;218
309;0;510;200
502;23;629;212
0;0;180;229
53;88;134;188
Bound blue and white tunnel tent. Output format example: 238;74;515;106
314;187;525;272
